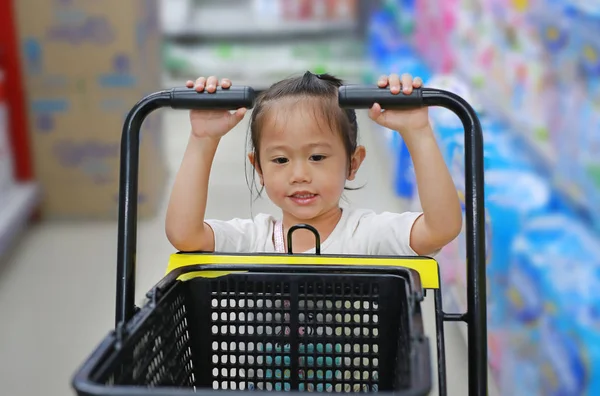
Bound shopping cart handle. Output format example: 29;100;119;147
341;83;488;396
116;85;256;331
169;86;256;110
338;84;423;109
116;81;488;396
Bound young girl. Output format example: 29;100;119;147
166;71;462;257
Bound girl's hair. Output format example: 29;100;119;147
245;71;360;198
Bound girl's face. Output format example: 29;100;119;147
249;99;366;223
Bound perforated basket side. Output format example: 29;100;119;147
93;283;197;388
185;272;416;393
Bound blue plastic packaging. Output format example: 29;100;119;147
504;213;600;395
393;136;416;199
485;169;552;293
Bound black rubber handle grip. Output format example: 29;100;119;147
338;84;424;109
169;86;256;110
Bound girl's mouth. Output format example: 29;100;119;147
289;192;318;205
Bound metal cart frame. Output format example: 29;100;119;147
72;83;488;396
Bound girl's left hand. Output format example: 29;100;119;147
368;73;431;137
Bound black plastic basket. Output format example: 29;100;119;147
75;264;431;396
72;83;489;396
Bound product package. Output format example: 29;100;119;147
504;214;600;395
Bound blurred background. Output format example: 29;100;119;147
0;0;599;395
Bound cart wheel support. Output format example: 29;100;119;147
115;83;487;395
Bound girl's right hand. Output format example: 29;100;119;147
185;76;248;140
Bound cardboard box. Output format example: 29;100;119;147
13;0;167;220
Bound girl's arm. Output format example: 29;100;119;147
165;76;247;252
369;73;462;256
165;135;219;252
402;126;462;255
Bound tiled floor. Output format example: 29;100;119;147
0;109;472;395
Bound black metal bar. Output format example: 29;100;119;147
433;290;447;396
289;281;300;391
422;89;487;396
339;85;487;394
443;313;467;322
115;86;256;328
160;263;423;297
115;91;171;328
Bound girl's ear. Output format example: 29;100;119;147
347;145;366;181
248;152;264;185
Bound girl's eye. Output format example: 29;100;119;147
310;155;326;161
273;157;288;164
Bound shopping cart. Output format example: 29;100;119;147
71;83;488;396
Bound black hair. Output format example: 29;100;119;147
245;71;361;200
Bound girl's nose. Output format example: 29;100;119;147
290;161;311;184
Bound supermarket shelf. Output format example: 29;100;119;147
451;55;556;167
452;60;596;229
0;182;40;260
165;20;358;44
481;94;594;226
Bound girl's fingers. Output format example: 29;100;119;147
194;76;207;91
206;76;219;92
235;107;247;118
227;108;247;129
368;102;384;122
414;76;423;88
221;78;232;89
377;75;389;87
388;73;401;94
401;73;413;94
185;80;194;88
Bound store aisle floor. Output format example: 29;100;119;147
0;110;471;396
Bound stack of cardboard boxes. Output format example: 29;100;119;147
13;0;168;220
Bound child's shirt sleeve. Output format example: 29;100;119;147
204;214;273;253
359;211;427;256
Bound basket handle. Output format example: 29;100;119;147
339;84;487;395
115;85;256;328
287;224;321;255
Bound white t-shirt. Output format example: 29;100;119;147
205;207;424;256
